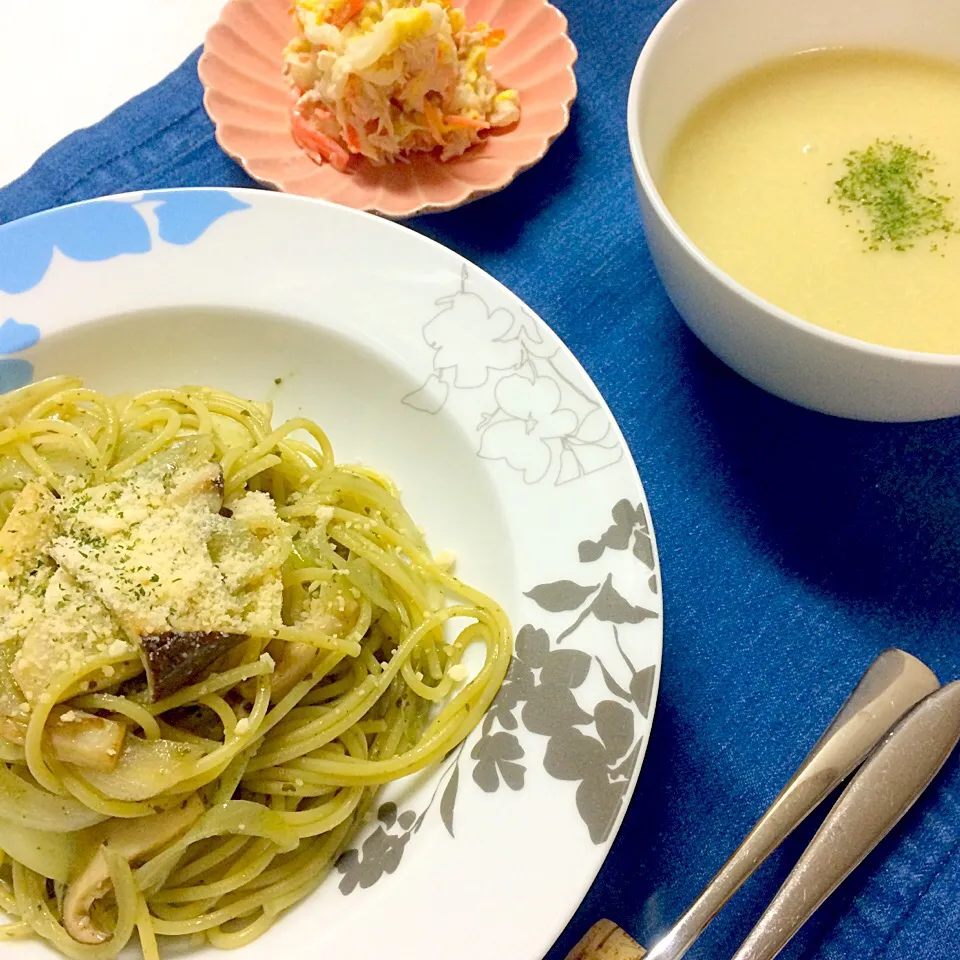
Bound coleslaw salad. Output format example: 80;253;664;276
283;0;520;170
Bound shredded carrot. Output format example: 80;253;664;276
484;29;506;47
290;108;353;172
330;0;364;28
344;124;361;151
443;115;490;131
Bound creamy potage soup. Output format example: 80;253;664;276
658;49;960;354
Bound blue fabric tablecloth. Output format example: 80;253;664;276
2;2;958;957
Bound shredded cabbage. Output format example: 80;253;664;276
0;763;106;832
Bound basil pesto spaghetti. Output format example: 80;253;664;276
0;377;512;959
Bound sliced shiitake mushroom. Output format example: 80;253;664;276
139;632;247;702
63;795;204;944
266;640;320;703
0;707;127;772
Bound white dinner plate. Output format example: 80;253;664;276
0;189;663;960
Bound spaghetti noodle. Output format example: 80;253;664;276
0;377;511;959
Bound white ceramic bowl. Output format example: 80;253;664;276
627;0;960;421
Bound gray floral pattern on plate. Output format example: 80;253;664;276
336;498;659;893
402;267;623;485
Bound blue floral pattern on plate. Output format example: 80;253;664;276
0;191;251;392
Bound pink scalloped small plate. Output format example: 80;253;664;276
198;0;578;218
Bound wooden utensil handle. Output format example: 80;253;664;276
565;920;646;959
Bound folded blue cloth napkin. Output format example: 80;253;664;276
2;2;958;957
